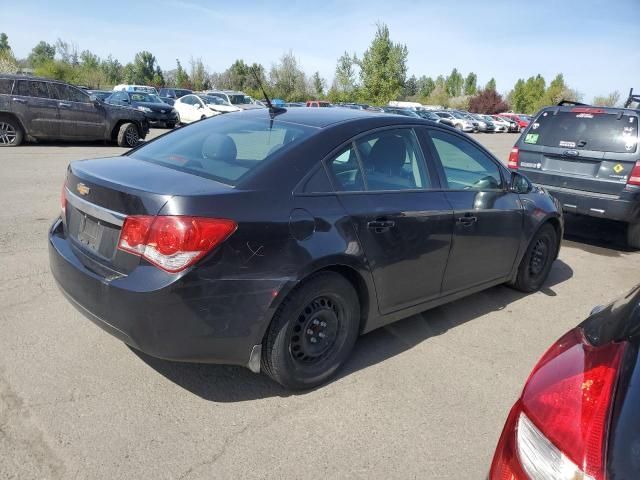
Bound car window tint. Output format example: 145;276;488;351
301;166;333;193
49;83;70;101
130;116;314;185
0;78;13;94
68;87;90;103
430;129;503;190
28;81;51;98
531;110;638;154
327;145;364;192
356;128;430;191
14;80;31;96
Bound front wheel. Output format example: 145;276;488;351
509;224;558;292
117;122;140;148
455;123;463;131
262;272;360;390
628;222;640;249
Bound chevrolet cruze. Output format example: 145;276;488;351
49;107;563;389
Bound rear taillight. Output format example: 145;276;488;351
508;147;519;169
61;182;67;214
490;328;626;480
627;161;640;186
118;216;237;273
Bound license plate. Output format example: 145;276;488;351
77;215;103;251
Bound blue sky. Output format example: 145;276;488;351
2;0;638;100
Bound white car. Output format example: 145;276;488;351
482;115;508;132
174;94;241;124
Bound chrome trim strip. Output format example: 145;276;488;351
65;188;126;226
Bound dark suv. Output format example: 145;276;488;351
0;75;149;147
508;98;640;247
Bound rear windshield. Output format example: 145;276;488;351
129;115;315;185
527;110;638;154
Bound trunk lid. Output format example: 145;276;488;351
63;156;233;273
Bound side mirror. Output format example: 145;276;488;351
510;171;532;194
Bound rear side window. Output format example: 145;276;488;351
29;81;51;98
0;78;13;94
129;116;314;185
528;110;638;154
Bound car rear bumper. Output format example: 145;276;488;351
48;218;285;367
536;184;640;223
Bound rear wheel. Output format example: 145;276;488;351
510;224;558;292
262;272;360;390
628;222;640;249
117;122;140;148
0;116;23;147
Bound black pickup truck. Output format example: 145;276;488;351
0;75;148;148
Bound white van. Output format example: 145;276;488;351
113;84;158;95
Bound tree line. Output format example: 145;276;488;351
0;27;623;114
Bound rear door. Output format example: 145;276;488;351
518;109;639;196
424;128;522;294
327;127;454;315
12;79;60;138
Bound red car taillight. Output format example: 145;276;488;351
490;328;626;480
627;161;640;187
118;216;237;273
508;147;520;169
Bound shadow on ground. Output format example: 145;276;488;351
133;259;573;402
562;213;633;256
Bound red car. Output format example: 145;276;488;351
498;113;531;131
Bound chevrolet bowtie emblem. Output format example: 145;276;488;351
76;183;90;195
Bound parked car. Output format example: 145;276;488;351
105;91;178;128
306;100;331;107
173;94;240;124
86;90;114;102
0;75;148;147
49;108;562;389
382;107;421;118
489;285;640;480
480;114;506;132
285;102;305;107
468;113;496;133
113;84;158;95
491;115;516;132
415;109;456;127
509;102;640;248
158;88;192;99
159;97;175;106
499;112;530;131
434;111;475;132
203;90;263;110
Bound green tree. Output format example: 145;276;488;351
80;50;100;70
523;74;546;113
269;51;308;101
312;71;325;98
190;57;208;90
486;78;497;91
329;51;359;103
175;59;190;88
359;23;408;104
509;79;527;112
100;55;123;85
417;76;435;98
427;84;450;108
126;51;161;85
403;74;418;98
593;91;621;107
445;68;463;97
0;33;10;54
28;41;56;67
463;72;477;96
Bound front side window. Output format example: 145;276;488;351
356;129;430;191
67;86;90;103
429;129;503;190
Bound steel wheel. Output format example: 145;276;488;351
529;238;549;277
289;295;343;365
0;122;17;145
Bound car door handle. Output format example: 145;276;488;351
367;220;395;233
456;215;477;226
12;98;27;104
58;102;72;108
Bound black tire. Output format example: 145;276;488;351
510;224;558;292
262;272;360;390
117;122;140;148
628;222;640;249
200;115;206;120
0;115;24;147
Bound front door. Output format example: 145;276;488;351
50;84;105;139
327;127;454;315
424;128;523;294
12;79;60;138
